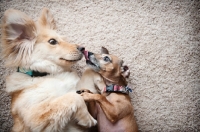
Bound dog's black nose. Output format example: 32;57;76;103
77;46;85;53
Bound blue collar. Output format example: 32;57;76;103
17;67;48;77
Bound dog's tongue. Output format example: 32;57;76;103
84;50;89;60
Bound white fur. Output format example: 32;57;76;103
2;8;96;132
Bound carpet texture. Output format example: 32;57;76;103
0;0;199;131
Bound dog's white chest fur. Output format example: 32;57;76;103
5;71;97;132
6;72;80;114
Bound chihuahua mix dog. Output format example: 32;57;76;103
1;8;96;132
76;47;138;132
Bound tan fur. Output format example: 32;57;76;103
77;47;138;132
1;8;96;132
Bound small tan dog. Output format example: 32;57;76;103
1;8;96;132
76;47;138;132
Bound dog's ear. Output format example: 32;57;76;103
1;9;37;66
117;64;129;86
116;62;129;86
101;47;109;54
38;8;56;30
121;65;130;78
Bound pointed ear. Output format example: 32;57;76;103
1;9;37;67
121;65;130;78
101;47;109;54
38;8;56;30
2;9;36;41
116;64;128;86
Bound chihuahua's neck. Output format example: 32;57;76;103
101;76;132;94
103;78;114;86
102;76;123;86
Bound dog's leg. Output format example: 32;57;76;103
28;93;96;131
74;100;97;127
76;89;98;118
81;92;132;124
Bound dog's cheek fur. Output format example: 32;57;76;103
28;37;79;73
1;9;37;67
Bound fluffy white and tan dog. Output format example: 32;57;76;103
1;8;96;132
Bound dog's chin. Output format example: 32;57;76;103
60;58;80;63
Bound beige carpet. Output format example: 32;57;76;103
0;0;199;131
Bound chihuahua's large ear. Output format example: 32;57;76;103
38;8;56;30
118;63;129;86
101;47;109;54
121;65;130;78
1;9;37;67
117;63;130;86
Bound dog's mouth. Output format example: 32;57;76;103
60;58;81;62
86;60;96;67
83;51;98;67
83;51;90;61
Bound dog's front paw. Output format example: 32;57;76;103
76;89;92;94
80;92;94;101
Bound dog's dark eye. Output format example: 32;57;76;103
48;39;58;45
104;56;110;62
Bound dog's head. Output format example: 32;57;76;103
1;8;84;74
83;47;130;86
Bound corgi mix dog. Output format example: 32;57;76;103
76;47;138;132
1;8;96;132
